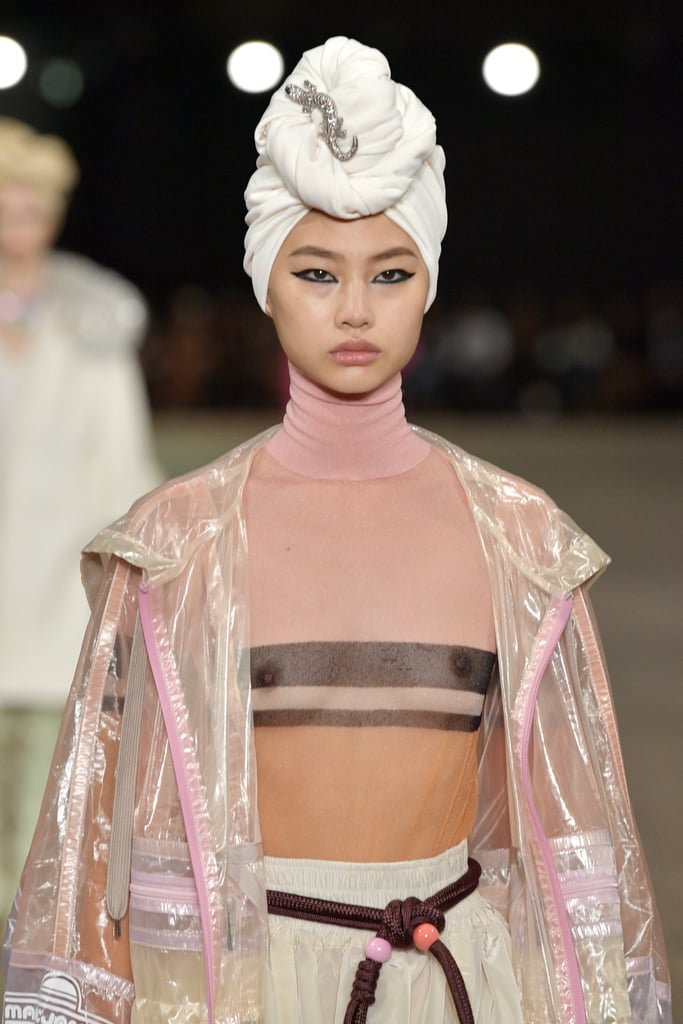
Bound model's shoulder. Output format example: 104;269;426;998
418;427;550;506
418;426;609;586
49;250;139;297
131;429;276;519
48;251;147;348
85;430;277;578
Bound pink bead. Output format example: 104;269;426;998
365;936;392;963
413;923;439;950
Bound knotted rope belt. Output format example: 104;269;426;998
267;857;481;1024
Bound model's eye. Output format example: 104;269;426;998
293;268;336;283
373;269;415;284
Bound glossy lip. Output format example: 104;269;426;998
332;339;380;353
330;339;381;366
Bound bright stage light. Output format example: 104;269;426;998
226;41;284;94
0;36;28;89
482;43;540;97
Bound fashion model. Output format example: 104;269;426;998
1;38;670;1024
0;118;161;926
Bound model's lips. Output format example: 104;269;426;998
330;340;380;366
332;339;380;353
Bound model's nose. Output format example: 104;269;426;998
335;280;373;330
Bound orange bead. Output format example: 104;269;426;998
413;923;439;950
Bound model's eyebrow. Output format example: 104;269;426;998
287;245;419;261
369;246;420;262
288;245;337;259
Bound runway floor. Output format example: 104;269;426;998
155;409;682;1011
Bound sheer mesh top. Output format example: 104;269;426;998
244;445;495;862
250;641;495;731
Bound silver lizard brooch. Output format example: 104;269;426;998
285;79;358;162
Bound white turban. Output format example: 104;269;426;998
243;36;446;311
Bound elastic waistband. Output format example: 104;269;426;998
264;839;469;904
266;844;479;1024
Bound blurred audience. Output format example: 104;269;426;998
141;277;682;416
0;118;162;924
528;291;616;413
644;279;683;410
419;288;516;410
143;285;280;409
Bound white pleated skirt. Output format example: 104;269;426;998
264;841;523;1024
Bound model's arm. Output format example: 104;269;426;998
572;587;671;1022
3;558;137;1022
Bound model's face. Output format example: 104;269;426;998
265;210;429;395
0;181;58;261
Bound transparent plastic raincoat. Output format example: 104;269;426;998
2;428;671;1024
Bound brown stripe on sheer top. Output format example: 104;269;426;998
250;641;496;731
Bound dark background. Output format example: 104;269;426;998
1;4;683;411
1;0;681;304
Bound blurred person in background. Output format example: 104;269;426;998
532;291;617;413
644;279;683;410
430;289;516;410
0;118;161;928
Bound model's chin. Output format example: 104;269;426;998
288;354;401;398
318;368;398;400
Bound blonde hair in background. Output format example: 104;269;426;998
0;118;80;218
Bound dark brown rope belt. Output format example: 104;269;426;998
267;856;481;1024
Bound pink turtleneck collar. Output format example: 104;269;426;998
264;363;431;481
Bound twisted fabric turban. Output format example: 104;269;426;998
244;36;446;311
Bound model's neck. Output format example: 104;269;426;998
0;254;48;302
264;363;430;480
